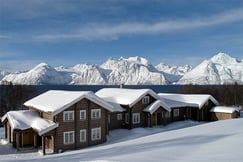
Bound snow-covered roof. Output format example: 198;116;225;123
158;93;219;109
144;100;171;114
1;110;58;136
210;106;240;113
24;90;115;116
107;102;125;112
162;97;199;108
96;88;159;107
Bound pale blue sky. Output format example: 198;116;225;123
0;0;242;71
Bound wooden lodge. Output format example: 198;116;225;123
1;88;225;155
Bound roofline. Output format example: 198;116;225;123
51;94;115;116
158;93;219;109
144;100;171;114
38;123;59;136
24;91;115;116
129;89;159;107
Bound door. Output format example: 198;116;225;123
187;108;191;119
157;112;163;125
152;114;157;126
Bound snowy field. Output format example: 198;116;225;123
1;119;243;162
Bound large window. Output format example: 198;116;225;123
117;113;123;120
91;109;101;119
165;112;170;118
63;131;74;144
80;110;86;120
142;96;150;104
80;129;86;142
91;127;101;141
125;113;129;124
63;111;74;121
173;109;180;117
133;113;140;124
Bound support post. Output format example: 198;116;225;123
16;132;20;151
34;134;37;148
21;132;24;147
129;108;132;130
42;136;46;155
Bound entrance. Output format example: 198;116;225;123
157;112;163;125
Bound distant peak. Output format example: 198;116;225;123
212;52;231;58
127;56;151;66
31;62;55;72
35;62;49;67
210;52;238;64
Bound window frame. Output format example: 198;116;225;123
63;131;75;145
91;127;101;141
91;109;101;119
142;96;150;104
165;111;170;118
173;109;180;117
80;129;86;142
132;113;140;124
63;111;74;121
80;110;87;120
125;113;129;124
117;113;123;120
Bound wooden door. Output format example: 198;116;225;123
157;112;163;125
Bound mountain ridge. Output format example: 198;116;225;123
177;53;243;84
1;53;242;85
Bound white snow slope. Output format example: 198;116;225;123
1;53;242;85
1;118;243;162
0;70;9;80
178;53;243;84
101;56;168;85
2;56;168;85
156;63;192;82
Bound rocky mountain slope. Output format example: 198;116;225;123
1;53;242;85
177;53;243;84
155;63;192;82
1;57;168;85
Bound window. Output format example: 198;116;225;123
165;112;170;118
133;113;140;124
142;96;150;104
173;109;179;117
125;113;129;124
63;111;74;121
91;127;101;141
63;131;74;144
91;109;101;119
80;129;86;142
117;113;122;120
80;110;86;120
108;114;110;123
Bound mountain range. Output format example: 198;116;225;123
178;53;243;84
0;53;242;85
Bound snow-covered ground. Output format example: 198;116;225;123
1;118;243;162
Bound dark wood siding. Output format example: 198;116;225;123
171;107;186;121
53;98;108;153
108;112;124;130
130;94;157;129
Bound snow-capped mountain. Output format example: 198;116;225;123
155;63;192;82
56;64;108;85
101;56;168;85
1;53;242;85
0;70;9;80
178;53;243;84
1;56;168;85
2;63;67;85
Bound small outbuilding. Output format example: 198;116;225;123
210;106;240;121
